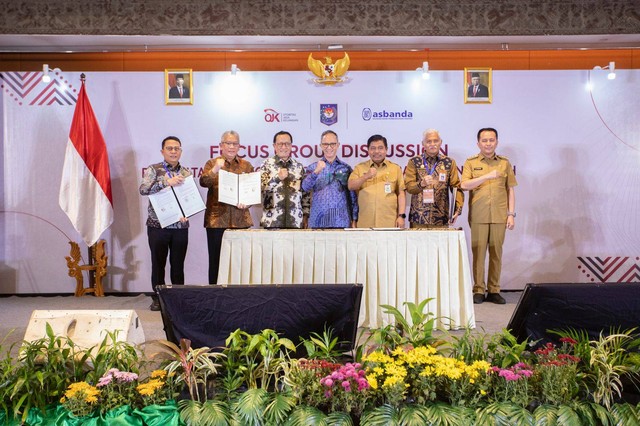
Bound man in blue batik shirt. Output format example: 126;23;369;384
302;130;358;228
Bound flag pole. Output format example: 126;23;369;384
80;73;96;288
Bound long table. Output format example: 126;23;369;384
217;229;475;330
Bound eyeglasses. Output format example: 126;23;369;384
321;143;338;148
222;142;240;146
275;142;292;147
164;146;182;152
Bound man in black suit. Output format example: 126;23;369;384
169;74;190;99
467;72;489;98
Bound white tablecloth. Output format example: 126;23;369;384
217;229;475;330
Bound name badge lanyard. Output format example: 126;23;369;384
421;156;439;220
422;156;439;177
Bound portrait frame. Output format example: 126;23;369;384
165;69;193;105
464;67;492;104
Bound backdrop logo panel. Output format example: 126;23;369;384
0;71;78;106
264;108;299;123
361;107;414;121
320;104;338;126
577;256;640;282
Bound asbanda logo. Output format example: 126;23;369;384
264;108;299;123
362;107;413;121
320;104;338;126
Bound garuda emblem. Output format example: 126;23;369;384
308;53;350;85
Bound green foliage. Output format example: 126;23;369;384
178;399;232;426
357;299;443;360
610;402;640;425
0;331;18;418
10;323;92;422
84;329;142;384
442;326;493;362
586;331;640;409
284;405;328;426
476;401;534;425
223;328;296;392
485;328;530;368
360;404;400;425
161;338;224;402
300;326;345;362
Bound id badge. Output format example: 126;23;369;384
439;172;447;182
384;183;392;194
423;188;434;204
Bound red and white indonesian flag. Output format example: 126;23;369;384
59;81;113;246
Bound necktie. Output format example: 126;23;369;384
473;86;477;96
179;87;183;97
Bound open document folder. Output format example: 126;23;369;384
148;175;205;227
218;170;261;206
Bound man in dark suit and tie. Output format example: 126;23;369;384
467;72;489;98
169;74;190;99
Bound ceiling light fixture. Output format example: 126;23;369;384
593;61;616;80
416;61;430;80
327;44;343;50
42;64;51;83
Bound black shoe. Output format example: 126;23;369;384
473;293;485;304
486;293;506;304
149;300;161;311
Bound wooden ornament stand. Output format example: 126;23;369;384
66;240;107;297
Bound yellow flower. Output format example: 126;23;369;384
367;375;378;389
151;370;167;379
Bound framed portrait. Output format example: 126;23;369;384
165;69;193;105
464;67;492;104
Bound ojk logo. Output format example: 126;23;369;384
362;108;372;121
264;108;280;123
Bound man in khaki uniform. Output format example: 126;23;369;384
461;127;517;304
349;134;406;228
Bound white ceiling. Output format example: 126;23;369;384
1;34;639;52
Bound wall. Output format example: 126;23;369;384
1;68;639;294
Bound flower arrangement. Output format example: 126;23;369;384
137;369;177;406
364;345;491;407
96;368;139;412
286;358;342;407
60;381;100;418
7;303;640;425
533;337;581;405
319;362;370;416
488;362;534;407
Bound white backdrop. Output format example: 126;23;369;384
1;69;638;294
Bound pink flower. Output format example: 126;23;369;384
97;375;113;387
323;378;334;387
341;380;351;391
114;371;138;383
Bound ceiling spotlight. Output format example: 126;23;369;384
416;61;430;80
230;64;240;75
327;44;343;50
42;64;51;83
607;61;616;80
593;61;616;80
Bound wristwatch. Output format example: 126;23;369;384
507;211;516;218
398;214;407;219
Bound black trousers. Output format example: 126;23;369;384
147;226;188;294
206;228;226;284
